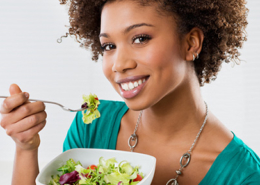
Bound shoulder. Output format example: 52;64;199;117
232;134;260;173
231;134;260;166
221;134;260;182
227;134;260;184
74;99;128;130
200;133;260;185
63;99;128;151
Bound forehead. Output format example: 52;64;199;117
100;1;172;33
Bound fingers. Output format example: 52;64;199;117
0;92;29;114
13;120;46;148
0;84;48;151
0;101;46;128
5;111;47;136
9;83;22;95
4;110;47;149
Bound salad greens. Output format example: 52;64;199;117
49;157;144;185
81;94;100;124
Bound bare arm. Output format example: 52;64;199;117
0;84;46;185
12;148;39;185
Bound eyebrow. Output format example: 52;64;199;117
99;23;154;38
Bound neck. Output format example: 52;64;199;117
139;79;206;143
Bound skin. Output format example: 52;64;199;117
100;1;233;184
0;1;232;185
0;84;46;185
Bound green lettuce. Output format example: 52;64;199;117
57;158;82;175
49;157;143;185
48;175;60;185
82;94;100;124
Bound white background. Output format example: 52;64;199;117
0;0;259;184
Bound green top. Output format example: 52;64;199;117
63;100;260;184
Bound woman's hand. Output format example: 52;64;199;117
0;84;47;185
0;84;47;150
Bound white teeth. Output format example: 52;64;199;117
129;82;134;90
121;78;147;91
122;83;129;91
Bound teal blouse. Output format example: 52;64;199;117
63;100;260;184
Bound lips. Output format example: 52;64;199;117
116;75;149;99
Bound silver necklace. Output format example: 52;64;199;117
128;102;208;185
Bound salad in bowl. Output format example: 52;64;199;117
49;157;143;185
36;149;156;185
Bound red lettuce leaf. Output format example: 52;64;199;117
59;171;80;185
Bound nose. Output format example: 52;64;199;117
112;47;137;73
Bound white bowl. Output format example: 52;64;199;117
36;148;156;185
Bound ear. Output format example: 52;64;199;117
184;27;204;62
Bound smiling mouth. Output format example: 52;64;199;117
119;76;149;91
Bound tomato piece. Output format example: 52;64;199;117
85;165;97;178
133;174;143;182
87;165;97;170
85;173;92;178
94;97;99;100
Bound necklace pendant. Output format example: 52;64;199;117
166;178;179;185
180;152;191;168
128;134;138;151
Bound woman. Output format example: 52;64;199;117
1;0;259;184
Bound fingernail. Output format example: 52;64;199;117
24;92;29;98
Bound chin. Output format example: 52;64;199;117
122;96;155;111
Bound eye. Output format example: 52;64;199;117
132;34;152;44
100;43;116;52
100;34;151;52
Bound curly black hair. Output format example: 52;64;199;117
59;0;248;86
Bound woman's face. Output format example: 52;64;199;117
100;0;190;110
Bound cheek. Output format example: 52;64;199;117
138;40;181;71
136;39;186;91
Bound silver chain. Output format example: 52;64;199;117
188;102;208;153
128;110;143;152
128;102;208;185
134;110;143;135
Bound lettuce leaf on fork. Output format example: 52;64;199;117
82;94;100;124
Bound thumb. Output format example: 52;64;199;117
9;84;23;95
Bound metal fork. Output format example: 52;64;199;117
0;96;87;112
